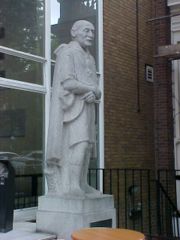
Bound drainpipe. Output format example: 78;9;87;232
136;0;140;113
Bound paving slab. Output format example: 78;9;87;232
0;222;56;240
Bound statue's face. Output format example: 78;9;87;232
74;23;95;49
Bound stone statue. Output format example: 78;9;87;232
45;20;101;196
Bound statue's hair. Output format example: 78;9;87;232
71;20;94;38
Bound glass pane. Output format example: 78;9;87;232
0;54;43;84
0;88;44;207
51;0;98;63
0;0;45;56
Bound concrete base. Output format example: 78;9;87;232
36;194;116;240
0;222;56;240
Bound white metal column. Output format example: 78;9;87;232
44;0;51;194
168;0;180;210
97;0;104;192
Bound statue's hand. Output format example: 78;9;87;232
81;91;96;103
93;87;101;99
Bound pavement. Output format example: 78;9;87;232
0;222;56;240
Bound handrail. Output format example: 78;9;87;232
155;180;180;216
155;178;180;238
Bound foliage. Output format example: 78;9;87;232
0;0;45;83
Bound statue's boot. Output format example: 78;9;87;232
81;151;101;195
69;164;86;197
81;174;101;195
61;164;85;197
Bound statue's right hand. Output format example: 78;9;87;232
93;87;101;99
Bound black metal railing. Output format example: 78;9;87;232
156;180;180;239
156;169;180;239
157;169;178;205
14;173;43;209
14;168;180;239
88;168;155;236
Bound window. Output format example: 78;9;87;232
0;54;43;84
0;0;47;208
0;0;45;56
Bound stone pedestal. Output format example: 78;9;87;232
36;194;116;240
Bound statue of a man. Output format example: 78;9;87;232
45;20;101;196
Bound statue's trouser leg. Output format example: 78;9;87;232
80;144;91;190
61;141;89;196
81;144;101;194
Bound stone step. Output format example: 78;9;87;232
0;222;56;240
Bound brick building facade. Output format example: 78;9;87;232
103;0;176;171
152;0;174;170
104;0;155;170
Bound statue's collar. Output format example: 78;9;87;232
54;41;90;56
69;41;90;55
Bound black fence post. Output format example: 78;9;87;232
0;161;15;232
156;171;162;236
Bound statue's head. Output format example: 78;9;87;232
71;20;95;49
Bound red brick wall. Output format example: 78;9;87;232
103;0;155;169
152;0;174;169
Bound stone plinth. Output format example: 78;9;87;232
0;222;56;240
36;194;116;240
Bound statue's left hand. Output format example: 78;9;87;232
81;91;96;103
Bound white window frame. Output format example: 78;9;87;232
97;0;104;191
169;9;180;210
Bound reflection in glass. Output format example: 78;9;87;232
0;54;43;84
0;88;44;173
0;87;44;208
0;88;44;202
51;0;98;62
0;0;45;56
51;0;60;25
